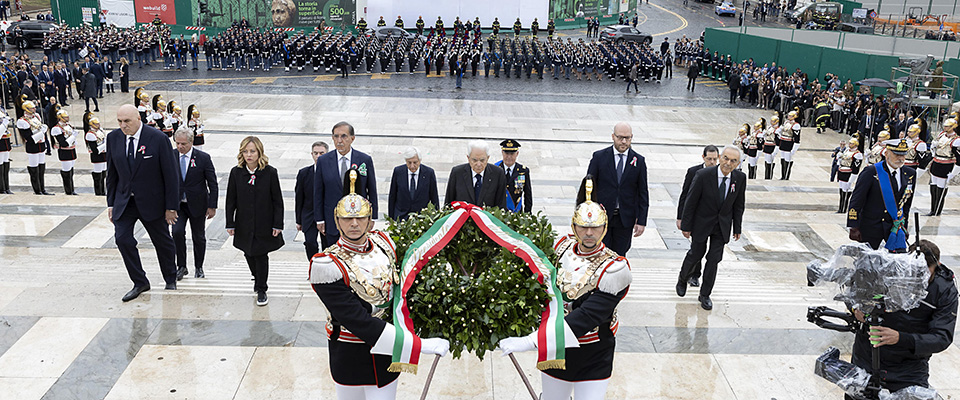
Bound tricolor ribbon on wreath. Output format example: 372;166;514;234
386;201;576;373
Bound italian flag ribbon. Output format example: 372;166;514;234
388;202;572;373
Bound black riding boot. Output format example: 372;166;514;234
28;166;41;194
747;165;756;179
837;190;845;213
2;162;11;193
38;164;53;195
99;172;107;196
63;170;78;195
928;185;941;216
784;161;794;180
91;172;101;196
764;162;773;179
779;159;787;180
936;188;948;216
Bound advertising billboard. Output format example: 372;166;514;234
197;0;355;29
135;0;177;24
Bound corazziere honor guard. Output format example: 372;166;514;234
310;168;449;400
50;107;79;195
187;104;205;150
500;176;631;399
928;118;958;216
17;96;53;195
84;111;107;196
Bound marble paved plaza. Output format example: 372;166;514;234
1;92;958;400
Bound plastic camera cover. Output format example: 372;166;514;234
807;243;930;314
815;347;871;397
878;385;940;400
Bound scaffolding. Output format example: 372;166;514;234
890;61;958;131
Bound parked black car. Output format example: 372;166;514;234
5;20;57;48
599;25;653;44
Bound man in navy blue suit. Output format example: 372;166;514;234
314;122;377;248
106;104;180;302
586;122;649;256
388;147;439;221
295;141;328;260
172;127;218;280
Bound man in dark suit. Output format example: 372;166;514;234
494;139;533;213
586;122;649;256
295;141;328;260
53;64;69;106
445;140;508;209
677;145;746;311
106;104;180;302
687;60;700;91
172;128;218;280
676;145;719;288
847;139;916;252
90;59;105;98
314;122;377;248
389;147;439;221
858;108;877;146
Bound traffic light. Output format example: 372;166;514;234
199;1;208;14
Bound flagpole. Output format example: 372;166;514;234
509;354;539;400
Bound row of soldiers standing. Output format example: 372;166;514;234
363;16;556;38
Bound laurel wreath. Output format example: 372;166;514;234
387;205;556;359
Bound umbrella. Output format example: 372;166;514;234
856;78;896;88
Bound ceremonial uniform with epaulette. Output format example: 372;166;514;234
499;177;630;398
309;169;449;399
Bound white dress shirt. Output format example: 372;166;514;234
717;167;731;198
337;149;353;177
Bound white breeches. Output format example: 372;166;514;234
931;176;947;189
781;150;793;162
335;381;398;400
541;373;609;400
839;180;852;192
27;153;46;167
747;155;758;167
60;160;74;171
0;151;9;163
194;145;204;151
92;162;107;173
764;152;775;163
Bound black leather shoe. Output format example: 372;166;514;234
256;291;268;306
195;267;205;278
122;285;150;302
176;266;188;281
699;296;713;311
688;277;700;287
165;282;177;290
676;280;687;297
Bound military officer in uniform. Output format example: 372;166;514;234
847;139;917;252
500;176;631;400
494;139;533;213
309;168;450;400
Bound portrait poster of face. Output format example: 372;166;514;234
197;0;355;28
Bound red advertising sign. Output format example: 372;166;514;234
134;0;176;24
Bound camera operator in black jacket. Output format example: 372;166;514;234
847;239;958;399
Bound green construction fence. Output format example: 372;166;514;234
704;27;957;98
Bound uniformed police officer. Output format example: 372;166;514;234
494;139;533;213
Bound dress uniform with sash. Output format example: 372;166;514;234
0;110;12;194
847;139;916;252
494;139;533;213
309;169;449;400
499;177;631;399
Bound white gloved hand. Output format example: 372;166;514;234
420;337;450;357
498;334;537;357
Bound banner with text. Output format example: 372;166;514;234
101;0;137;27
549;0;635;20
197;0;355;29
135;0;177;24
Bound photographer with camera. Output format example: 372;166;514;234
845;240;957;399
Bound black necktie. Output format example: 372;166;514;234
616;154;625;182
127;137;135;168
474;173;482;203
719;176;727;203
409;173;417;199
